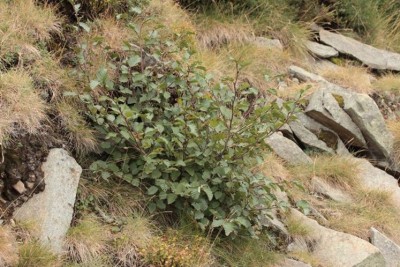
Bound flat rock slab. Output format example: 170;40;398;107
311;176;352;203
306;87;367;148
266;132;312;165
307;41;339;58
289;209;386;267
319;29;400;71
13;149;82;253
370;227;400;267
356;158;400;211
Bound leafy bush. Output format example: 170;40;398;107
81;23;299;237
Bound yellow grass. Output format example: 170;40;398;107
0;0;61;60
317;64;373;94
0;226;18;266
18;241;60;267
0;70;46;142
289;155;360;189
387;120;400;165
373;74;400;94
66;216;110;264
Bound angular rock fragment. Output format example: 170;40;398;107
289;65;326;83
306;41;339;58
265;133;312;165
253;37;283;50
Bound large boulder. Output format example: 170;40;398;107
13;149;82;253
370;227;400;267
288;209;386;267
319;29;400;71
306;41;339;58
305;88;367;148
265;132;312;165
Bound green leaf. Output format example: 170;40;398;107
220;106;232;119
222;222;235;236
167;194;177;204
128;55;141;67
202;186;213;201
120;129;131;140
211;219;224;228
90;80;100;90
147;186;159;195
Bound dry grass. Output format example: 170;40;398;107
258;153;291;181
66;216;110;264
196;16;254;48
198;43;296;91
113;216;156;267
289;155;360;189
0;226;18;266
373;74;400;94
285;215;311;238
317;64;373;94
17;241;60;267
0;0;61;60
325;189;400;243
0;70;46;141
387;120;400;165
56;102;97;154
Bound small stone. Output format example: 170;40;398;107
12;181;26;194
306;41;339;58
26;182;35;189
311;176;352;203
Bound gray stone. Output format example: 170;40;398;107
311;176;352;203
370;227;400;267
289;118;335;154
253;37;283;50
305;88;367;148
275;258;311;267
13;149;82;253
356;158;400;211
342;93;393;160
306;41;339;58
289;65;326;83
289;209;386;267
265;132;312;165
319;29;400;71
296;113;351;156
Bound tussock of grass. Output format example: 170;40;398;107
0;70;46;141
113;216;155;267
289;155;360;189
56;102;97;154
17;241;60;267
317;64;373;94
0;0;61;60
196;16;254;48
213;236;282;267
66;216;110;264
0;226;18;266
258;153;291;181
373;74;400;94
286;215;311;239
326;189;400;243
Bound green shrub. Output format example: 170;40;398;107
81;24;299;237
